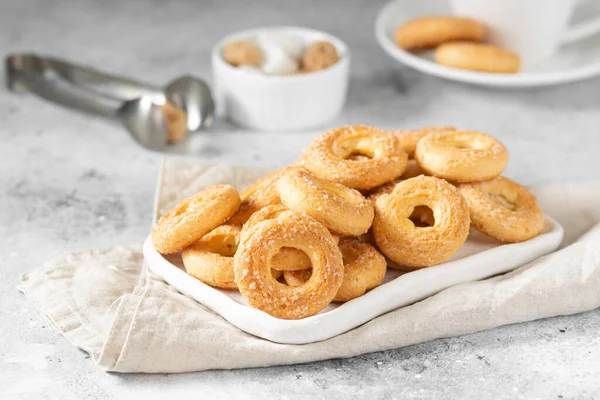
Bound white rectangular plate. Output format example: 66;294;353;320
143;217;563;344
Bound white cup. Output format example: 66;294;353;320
450;0;600;66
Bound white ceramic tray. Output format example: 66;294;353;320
143;217;563;344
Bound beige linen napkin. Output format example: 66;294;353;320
19;158;600;373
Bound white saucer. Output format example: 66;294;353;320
375;0;600;87
143;217;563;344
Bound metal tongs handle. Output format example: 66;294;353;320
5;54;165;119
6;54;125;118
46;57;163;101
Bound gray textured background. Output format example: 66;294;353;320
1;0;600;399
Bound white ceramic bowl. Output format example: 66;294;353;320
212;26;350;131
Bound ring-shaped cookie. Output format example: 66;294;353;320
389;127;456;158
356;229;376;245
182;225;282;288
368;180;398;204
458;176;544;243
415;129;508;182
298;125;408;190
370;181;436;229
151;185;241;254
270;234;340;272
284;238;387;302
234;212;343;319
240;204;339;271
435;42;520;74
402;159;425;179
373;176;470;269
277;168;374;236
227;166;300;226
239;204;291;242
395;16;485;51
182;225;241;289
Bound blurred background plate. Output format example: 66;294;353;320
375;0;600;87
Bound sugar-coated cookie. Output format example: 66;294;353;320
435;42;520;73
395;16;485;51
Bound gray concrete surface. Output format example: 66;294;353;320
1;0;600;399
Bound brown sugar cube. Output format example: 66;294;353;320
222;40;263;67
302;41;339;72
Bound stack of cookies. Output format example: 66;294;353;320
151;126;544;319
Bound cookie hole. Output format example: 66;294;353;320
335;136;376;159
275;271;287;284
409;206;435;227
345;150;373;161
340;247;359;265
450;139;475;150
284;268;313;287
207;235;238;257
272;247;312;271
448;137;482;150
302;269;313;281
489;193;517;211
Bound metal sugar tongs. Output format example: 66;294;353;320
5;53;214;151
